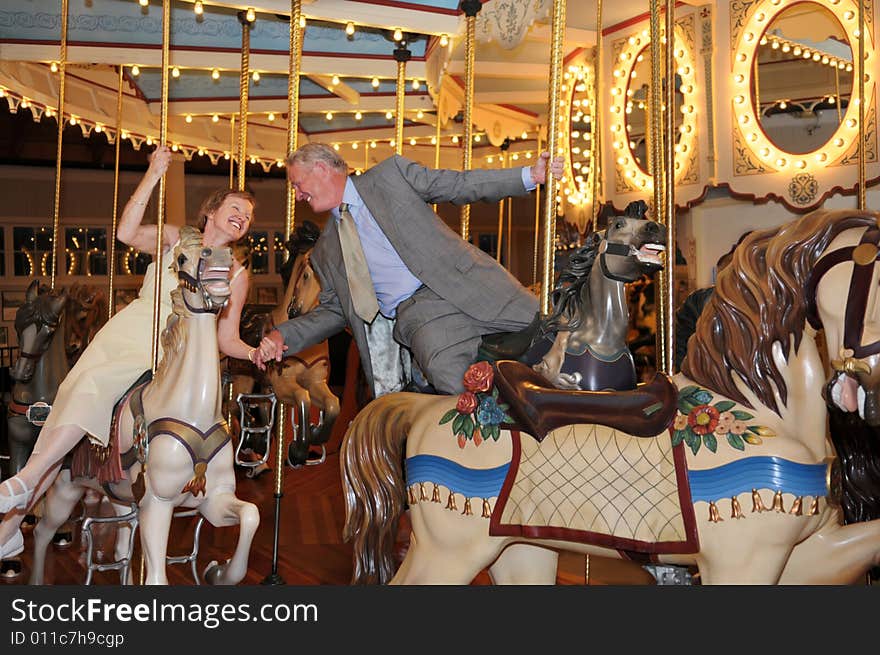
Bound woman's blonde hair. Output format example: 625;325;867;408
197;189;257;230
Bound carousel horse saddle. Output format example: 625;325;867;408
477;312;543;362
493;359;677;442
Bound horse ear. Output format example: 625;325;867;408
25;279;40;303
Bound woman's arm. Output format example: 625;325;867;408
116;146;179;255
217;265;258;363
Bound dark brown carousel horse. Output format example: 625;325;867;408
229;221;340;470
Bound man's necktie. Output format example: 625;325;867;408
337;203;379;322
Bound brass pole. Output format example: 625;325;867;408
591;0;603;230
260;399;287;585
834;65;842;124
662;0;676;376
108;65;124;318
229;114;235;190
433;113;442;212
506;170;512;265
460;0;482;240
533;134;542;287
150;0;171;372
857;0;866;210
754;54;761;117
394;42;410;156
649;0;663;221
496;142;508;263
50;0;69;290
238;12;252;192
541;0;566;314
286;2;303;243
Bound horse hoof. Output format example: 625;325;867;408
1;559;23;579
53;531;73;547
203;560;226;585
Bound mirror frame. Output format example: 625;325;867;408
609;23;698;193
732;0;866;172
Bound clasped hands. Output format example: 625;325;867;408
251;329;288;370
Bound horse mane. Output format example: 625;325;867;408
14;284;64;333
279;220;320;288
684;209;880;415
542;231;603;333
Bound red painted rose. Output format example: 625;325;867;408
687;405;720;435
463;361;494;393
456;392;478;414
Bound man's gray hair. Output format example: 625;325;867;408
285;143;348;173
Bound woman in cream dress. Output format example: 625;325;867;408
0;146;272;560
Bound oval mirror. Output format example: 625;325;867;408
753;2;853;155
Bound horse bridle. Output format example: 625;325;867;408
9;320;59;426
806;225;880;359
598;239;641;283
178;263;228;315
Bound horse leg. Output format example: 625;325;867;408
199;491;260;585
138;495;174;585
778;518;880;584
488;544;559;585
110;501;138;585
28;469;84;585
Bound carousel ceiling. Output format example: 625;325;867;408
0;0;651;172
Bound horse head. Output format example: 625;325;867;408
11;279;67;382
64;283;108;364
598;214;666;283
280;220;321;319
174;225;234;314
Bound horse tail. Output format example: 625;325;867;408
341;392;422;584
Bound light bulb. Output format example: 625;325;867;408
212;68;220;80
252;71;260;83
131;65;140;76
371;77;379;88
326;111;333;121
194;1;203;16
393;28;403;41
411;79;421;90
172;66;180;78
345;22;355;36
246;7;256;23
440;34;449;47
212;114;219;122
268;112;275;121
355;111;362;120
185;114;193;123
331;75;339;86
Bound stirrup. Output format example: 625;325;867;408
0;477;32;514
0;530;24;561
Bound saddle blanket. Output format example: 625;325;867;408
489;426;699;554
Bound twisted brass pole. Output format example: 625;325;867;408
857;0;866;210
286;1;303;242
532;134;542;287
649;0;663;223
541;0;566;314
394;42;410;155
496;144;508;263
150;0;171;372
662;0;676;375
591;0;603;230
460;0;482;240
50;0;69;290
229;114;235;190
433;112;442;211
238;13;252;192
108;65;124;318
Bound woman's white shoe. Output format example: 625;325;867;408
0;477;32;513
0;530;24;560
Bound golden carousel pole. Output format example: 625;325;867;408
229;114;236;190
238;11;253;191
532;133;542;287
49;0;69;290
459;0;482;240
541;0;566;314
140;0;172;586
433;113;442;211
394;40;410;155
661;0;676;375
108;65;124;318
857;0;866;210
591;0;603;232
496;140;509;263
648;0;667;371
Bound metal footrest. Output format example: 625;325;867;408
234;392;276;469
81;502;138;585
166;508;206;585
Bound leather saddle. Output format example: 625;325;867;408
493;359;677;442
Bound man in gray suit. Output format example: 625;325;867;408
258;143;563;396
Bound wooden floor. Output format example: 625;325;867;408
1;445;656;587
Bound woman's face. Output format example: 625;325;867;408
205;195;254;245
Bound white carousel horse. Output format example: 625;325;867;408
341;208;880;585
30;227;259;585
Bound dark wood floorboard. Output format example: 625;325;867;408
2;448;653;586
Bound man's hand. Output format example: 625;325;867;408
530;151;565;185
260;329;288;363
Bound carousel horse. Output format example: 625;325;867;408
64;283;108;367
6;281;69;480
31;227;259;585
524;211;665;391
230;220;339;468
341;208;880;585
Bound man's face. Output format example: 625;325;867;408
287;160;342;213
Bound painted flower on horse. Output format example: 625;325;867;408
440;361;514;448
672;385;776;455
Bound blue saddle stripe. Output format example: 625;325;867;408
405;455;509;498
688;457;826;502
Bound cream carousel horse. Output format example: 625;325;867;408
30;227;259;585
342;208;880;585
231;220;339;469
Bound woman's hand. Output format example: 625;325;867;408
147;145;173;180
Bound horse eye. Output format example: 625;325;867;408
202;248;211;258
177;254;186;266
303;273;309;280
616;220;625;229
